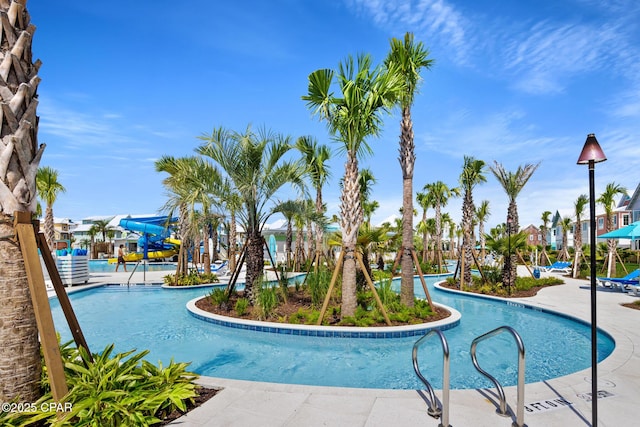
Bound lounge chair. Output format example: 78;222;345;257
596;269;640;289
540;261;572;274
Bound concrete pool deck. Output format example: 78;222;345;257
56;268;639;426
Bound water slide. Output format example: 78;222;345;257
108;216;179;263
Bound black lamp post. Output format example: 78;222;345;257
577;133;607;427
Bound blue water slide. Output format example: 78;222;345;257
119;216;177;251
119;216;174;237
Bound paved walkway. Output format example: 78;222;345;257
55;268;639;426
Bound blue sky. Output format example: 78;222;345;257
29;0;640;231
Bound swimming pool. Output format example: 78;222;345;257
88;259;177;273
49;276;614;390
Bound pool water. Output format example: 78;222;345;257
88;259;177;273
49;276;614;390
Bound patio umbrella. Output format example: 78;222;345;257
598;221;640;241
598;221;640;265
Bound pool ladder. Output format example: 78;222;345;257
412;326;526;427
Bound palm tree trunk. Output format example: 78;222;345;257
229;212;237;272
0;1;45;402
400;177;415;307
244;229;264;302
340;152;361;318
44;206;55;252
0;216;43;402
202;229;211;274
315;190;324;262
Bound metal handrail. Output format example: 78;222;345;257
412;329;451;427
470;326;526;427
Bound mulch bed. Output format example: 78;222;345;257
438;281;561;298
158;386;219;425
195;289;451;326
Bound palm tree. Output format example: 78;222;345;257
558;216;573;262
572;194;588;277
540;210;553;266
475;200;491;265
416;190;433;263
273;199;304;269
198;126;307;301
156;155;197;276
303;54;403;317
36;166;66;252
597;182;628;277
0;0;45;402
385;32;434;307
295;136;331;264
489;161;540;291
458;157;487;287
425;181;458;273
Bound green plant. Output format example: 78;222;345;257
255;283;279;320
235;298;249;316
209;287;229;307
164;271;219;286
307;267;331;307
9;342;198;427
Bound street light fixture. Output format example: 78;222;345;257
577;133;607;427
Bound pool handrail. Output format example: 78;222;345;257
470;325;526;427
412;329;451;427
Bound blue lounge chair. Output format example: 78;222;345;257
596;269;640;289
540;261;571;274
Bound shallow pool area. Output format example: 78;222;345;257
50;276;615;390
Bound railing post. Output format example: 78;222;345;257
412;329;451;427
470;326;526;427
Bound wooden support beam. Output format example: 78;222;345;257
35;229;92;361
14;212;68;401
316;250;344;325
410;248;435;311
355;252;391;326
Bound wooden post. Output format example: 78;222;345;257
410;249;435;310
35;230;92;361
516;250;534;278
355;252;391;326
317;250;345;325
14;212;68;401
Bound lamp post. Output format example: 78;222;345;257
577;133;607;427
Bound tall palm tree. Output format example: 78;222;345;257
156;155;197;276
295;136;331;263
36;166;66;252
458;157;487;287
489;161;540;291
0;0;45;402
416;189;433;262
385;32;434;307
198;126;306;301
303;54;403;317
557;216;573;262
475;200;491;265
273;199;304;269
597;182;628;277
540;210;553;266
425;181;458;273
572;194;588;277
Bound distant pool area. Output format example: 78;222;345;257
88;259;177;273
50;275;615;390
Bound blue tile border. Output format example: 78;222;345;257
186;297;461;339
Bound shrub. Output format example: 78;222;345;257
255;283;279;320
235;298;249;316
307;267;331;307
164;271;219;286
4;342;198;427
208;288;229;307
